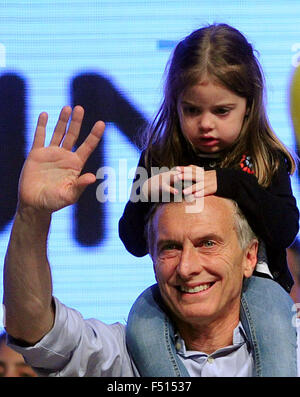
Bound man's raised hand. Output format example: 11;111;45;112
18;105;105;212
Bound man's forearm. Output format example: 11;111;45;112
3;207;54;344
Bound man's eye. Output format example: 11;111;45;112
19;372;35;377
158;243;181;257
162;243;180;251
202;240;215;248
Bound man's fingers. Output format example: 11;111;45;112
50;106;72;146
31;112;48;149
77;173;97;187
76;120;105;163
61;106;85;150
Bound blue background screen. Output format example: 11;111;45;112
0;0;299;327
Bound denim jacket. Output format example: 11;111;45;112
126;276;297;377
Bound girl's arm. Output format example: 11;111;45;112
215;160;299;249
119;151;182;256
118;151;151;257
177;158;299;249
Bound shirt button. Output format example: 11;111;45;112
175;342;182;351
209;161;216;168
207;357;214;364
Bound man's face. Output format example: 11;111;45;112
151;197;257;332
0;342;37;377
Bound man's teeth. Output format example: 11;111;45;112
180;283;211;293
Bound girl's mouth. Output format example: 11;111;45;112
198;137;219;147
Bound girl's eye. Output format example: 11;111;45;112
183;106;200;115
215;107;230;115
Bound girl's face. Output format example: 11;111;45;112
177;77;248;154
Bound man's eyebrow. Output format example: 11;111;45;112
15;362;32;368
0;360;30;368
192;233;224;244
196;233;220;240
156;239;181;249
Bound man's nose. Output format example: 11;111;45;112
4;364;17;377
176;246;202;280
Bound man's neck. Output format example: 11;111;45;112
177;314;240;355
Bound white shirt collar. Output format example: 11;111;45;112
174;322;250;358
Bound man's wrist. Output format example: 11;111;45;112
16;204;52;222
14;205;52;239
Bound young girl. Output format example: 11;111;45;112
119;23;298;292
120;23;299;376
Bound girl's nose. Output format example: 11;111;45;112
198;112;214;131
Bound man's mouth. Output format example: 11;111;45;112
179;282;214;294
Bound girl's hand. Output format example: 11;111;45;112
176;165;217;197
141;169;182;200
18;105;105;213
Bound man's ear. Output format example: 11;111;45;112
152;258;159;283
243;239;258;278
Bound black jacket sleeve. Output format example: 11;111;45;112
118;151;150;257
215;160;299;249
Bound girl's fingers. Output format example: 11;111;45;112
176;166;193;180
203;171;217;195
143;172;181;198
176;165;204;182
169;186;179;195
183;181;204;196
62;106;85;150
76;120;105;163
193;171;217;197
31;112;48;149
50;106;72;146
193;189;205;198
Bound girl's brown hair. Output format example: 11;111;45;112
143;23;296;187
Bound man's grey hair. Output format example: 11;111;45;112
145;198;258;258
230;199;258;250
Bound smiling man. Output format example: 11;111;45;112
149;197;258;355
125;196;259;376
126;197;299;376
3;106;299;377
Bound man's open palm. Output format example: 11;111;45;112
18;106;105;212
